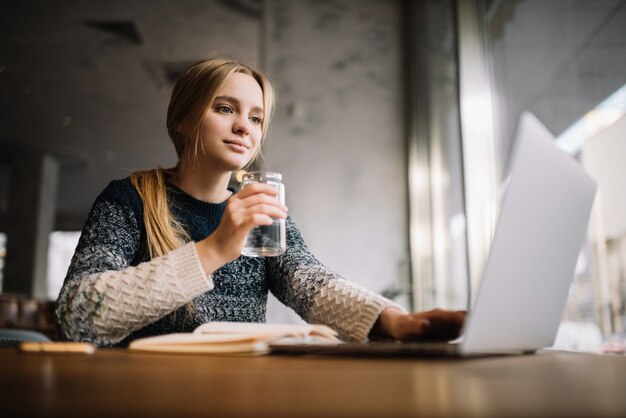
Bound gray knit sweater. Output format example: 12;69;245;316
55;178;399;347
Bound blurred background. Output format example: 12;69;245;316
0;0;624;353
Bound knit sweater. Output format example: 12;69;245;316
55;178;400;347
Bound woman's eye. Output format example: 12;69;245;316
216;105;232;114
250;116;262;125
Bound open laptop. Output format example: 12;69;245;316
270;112;597;357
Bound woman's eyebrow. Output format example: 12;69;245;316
215;95;264;114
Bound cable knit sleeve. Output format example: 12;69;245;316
55;181;212;347
266;217;405;343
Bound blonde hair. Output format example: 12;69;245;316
130;58;276;260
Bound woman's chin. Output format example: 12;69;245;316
220;157;251;172
200;153;252;173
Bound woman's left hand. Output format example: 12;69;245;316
370;307;466;342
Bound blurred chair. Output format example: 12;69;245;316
0;328;51;348
0;294;19;328
0;294;59;344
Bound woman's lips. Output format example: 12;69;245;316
224;139;248;152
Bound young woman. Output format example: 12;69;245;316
55;58;465;347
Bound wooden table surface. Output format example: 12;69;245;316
1;348;625;418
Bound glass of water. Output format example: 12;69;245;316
240;171;286;257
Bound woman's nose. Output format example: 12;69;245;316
232;116;250;135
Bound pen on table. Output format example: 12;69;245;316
19;341;96;354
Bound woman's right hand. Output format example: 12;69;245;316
195;182;288;274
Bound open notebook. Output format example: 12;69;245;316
127;322;340;355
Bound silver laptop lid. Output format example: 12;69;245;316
461;112;597;354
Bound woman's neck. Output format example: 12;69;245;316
169;165;232;203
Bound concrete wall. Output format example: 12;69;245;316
263;0;408;321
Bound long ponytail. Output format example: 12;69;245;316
130;167;189;259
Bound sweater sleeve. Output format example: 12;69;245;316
266;217;405;342
55;184;212;347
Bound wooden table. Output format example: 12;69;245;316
1;348;625;417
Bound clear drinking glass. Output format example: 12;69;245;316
240;171;286;257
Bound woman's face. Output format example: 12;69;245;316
198;72;265;172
